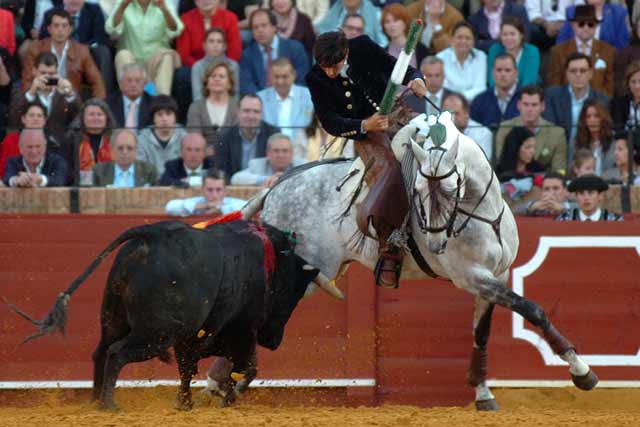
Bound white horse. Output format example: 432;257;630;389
241;111;598;410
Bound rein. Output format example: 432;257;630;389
413;147;504;250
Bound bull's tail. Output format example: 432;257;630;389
5;224;162;345
241;188;269;220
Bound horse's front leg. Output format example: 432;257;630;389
476;278;598;391
468;296;499;411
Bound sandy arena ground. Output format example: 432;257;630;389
0;387;639;426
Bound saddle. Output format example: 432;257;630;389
339;129;411;288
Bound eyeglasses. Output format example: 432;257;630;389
577;21;596;28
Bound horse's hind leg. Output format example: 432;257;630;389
468;297;499;411
476;277;598;391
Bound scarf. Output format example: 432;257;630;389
276;7;298;39
79;134;112;171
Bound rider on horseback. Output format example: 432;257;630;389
306;31;427;288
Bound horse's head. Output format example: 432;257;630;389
411;111;464;195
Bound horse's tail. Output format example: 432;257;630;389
4;224;162;345
241;188;269;220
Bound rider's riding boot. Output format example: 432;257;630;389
374;245;403;288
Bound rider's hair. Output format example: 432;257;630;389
314;31;349;67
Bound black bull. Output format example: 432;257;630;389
8;220;319;410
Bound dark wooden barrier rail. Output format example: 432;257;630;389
0;216;638;407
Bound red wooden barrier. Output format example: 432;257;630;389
0;215;638;407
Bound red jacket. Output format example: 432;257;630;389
0;8;16;55
0;132;20;178
176;8;242;67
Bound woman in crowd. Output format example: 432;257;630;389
0;101;47;178
611;60;640;133
66;98;118;186
496;126;546;181
575;100;617;176
137;95;187;177
187;61;237;156
613;19;640;97
602;134;640;184
381;3;429;68
269;0;316;57
191;28;239;102
488;16;540;87
436;21;487;102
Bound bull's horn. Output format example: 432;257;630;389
314;272;345;300
302;264;316;271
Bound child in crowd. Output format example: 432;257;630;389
557;174;623;221
191;28;239;101
570;148;596;178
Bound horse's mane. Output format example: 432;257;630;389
266;157;354;197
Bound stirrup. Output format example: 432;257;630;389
374;249;402;289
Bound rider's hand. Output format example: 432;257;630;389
408;78;427;99
363;113;389;132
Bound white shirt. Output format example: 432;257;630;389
525;0;577;22
464;119;494;161
425;88;444;116
9;158;48;187
437;47;487;102
579;208;601;221
277;90;294;140
495;84;518;115
184;164;204;187
34;0;54;31
51;41;70;78
165;196;246;217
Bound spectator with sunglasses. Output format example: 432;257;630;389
547;5;615;97
557;0;630;51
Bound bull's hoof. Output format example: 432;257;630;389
572;369;599;391
174;397;193;411
475;398;500;411
219;391;238;408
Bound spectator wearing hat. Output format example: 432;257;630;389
556;0;630;51
137;95;188;177
547;5;615;98
556;174;623;221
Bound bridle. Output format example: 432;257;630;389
412;143;504;253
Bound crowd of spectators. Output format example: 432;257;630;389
0;0;638;219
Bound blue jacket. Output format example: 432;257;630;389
3;153;68;187
468;1;531;53
239;36;310;95
487;43;540;87
470;87;521;130
557;4;630;50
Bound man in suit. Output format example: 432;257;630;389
556;174;623;221
404;56;452;116
468;0;531;53
22;10;105;99
470;53;520;130
543;52;609;153
12;51;81;146
3;129;68;187
306;31;427;288
39;0;115;93
160;132;216;186
546;5;615;98
496;85;567;172
216;94;280;178
230;133;304;187
257;58;313;160
106;63;154;131
239;9;309;95
93;129;157;187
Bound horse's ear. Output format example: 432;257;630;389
448;134;460;160
411;139;427;165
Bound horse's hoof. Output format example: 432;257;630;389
193;389;213;407
572;369;599;391
475;398;500;411
174;398;193;411
99;401;121;412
